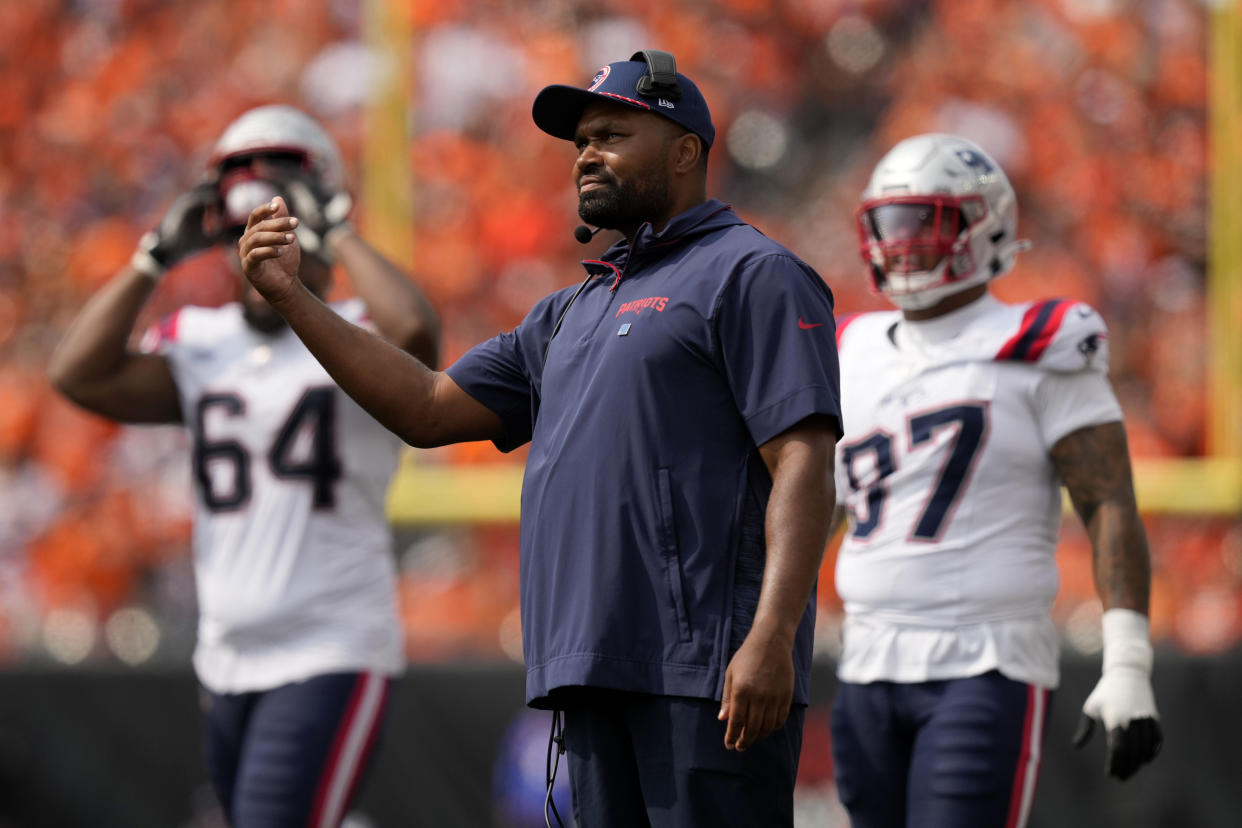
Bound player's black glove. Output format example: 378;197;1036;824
250;160;352;262
1072;608;1163;780
131;182;221;281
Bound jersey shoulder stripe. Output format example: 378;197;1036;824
994;298;1072;362
141;303;247;354
140;308;184;352
992;298;1110;373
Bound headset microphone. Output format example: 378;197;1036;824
573;225;601;244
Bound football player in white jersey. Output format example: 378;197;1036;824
49;105;440;828
827;134;1162;827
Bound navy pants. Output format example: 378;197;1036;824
202;671;391;828
560;689;804;827
830;671;1051;828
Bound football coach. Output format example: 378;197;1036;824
238;50;842;826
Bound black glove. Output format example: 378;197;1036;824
250;160;352;260
1072;711;1163;781
131;182;221;279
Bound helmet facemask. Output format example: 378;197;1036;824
856;134;1028;312
214;164;332;264
857;194;990;310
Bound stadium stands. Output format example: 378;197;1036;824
1;0;1233;666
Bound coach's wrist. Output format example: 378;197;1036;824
746;614;798;649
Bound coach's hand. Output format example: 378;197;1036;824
719;630;794;751
239;197;302;302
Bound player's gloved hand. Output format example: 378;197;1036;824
131;182;220;281
1072;608;1163;780
251;160;352;262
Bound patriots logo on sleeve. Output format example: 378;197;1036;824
1077;332;1105;367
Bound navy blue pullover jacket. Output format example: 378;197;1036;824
448;200;841;707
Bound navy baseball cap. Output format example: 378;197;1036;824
533;50;715;149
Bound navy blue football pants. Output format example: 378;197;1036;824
201;671;391;828
560;689;804;827
830;670;1052;828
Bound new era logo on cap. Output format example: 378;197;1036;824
532;50;715;149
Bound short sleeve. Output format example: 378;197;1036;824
446;294;561;453
1032;368;1123;448
1035;302;1111;374
714;254;843;446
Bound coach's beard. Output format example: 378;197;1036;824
578;186;624;229
578;177;672;234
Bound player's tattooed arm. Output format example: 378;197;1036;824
1050;421;1151;613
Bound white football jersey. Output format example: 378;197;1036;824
144;299;404;693
833;293;1121;689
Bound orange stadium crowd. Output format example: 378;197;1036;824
1;0;1238;666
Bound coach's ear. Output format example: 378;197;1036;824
672;131;705;175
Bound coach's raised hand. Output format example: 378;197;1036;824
240;196;302;303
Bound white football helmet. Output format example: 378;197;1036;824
209;104;347;194
209;105;350;260
856;133;1029;311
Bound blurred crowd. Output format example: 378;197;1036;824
1;0;1238;668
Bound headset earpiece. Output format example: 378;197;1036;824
630;50;682;101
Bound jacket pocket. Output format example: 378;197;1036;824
657;468;693;642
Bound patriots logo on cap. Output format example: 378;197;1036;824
588;65;610;91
